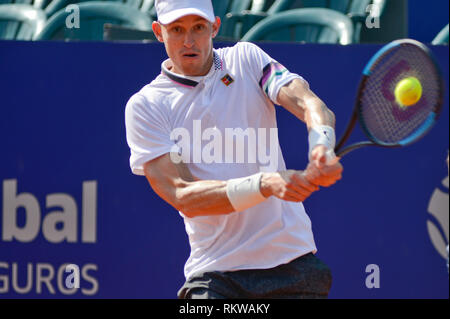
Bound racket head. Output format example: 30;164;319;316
355;39;444;148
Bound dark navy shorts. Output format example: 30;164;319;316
178;253;332;299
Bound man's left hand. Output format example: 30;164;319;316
304;145;343;187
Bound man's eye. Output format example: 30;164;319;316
195;25;206;31
172;27;182;33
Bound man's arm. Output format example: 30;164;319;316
277;78;343;185
277;78;336;129
143;153;233;217
143;153;319;218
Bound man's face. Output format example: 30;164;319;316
153;15;221;76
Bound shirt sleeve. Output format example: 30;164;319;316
238;42;305;105
125;93;177;176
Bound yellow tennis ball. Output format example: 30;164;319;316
394;77;423;107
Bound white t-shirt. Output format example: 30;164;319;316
125;42;317;280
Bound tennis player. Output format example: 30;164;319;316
125;0;343;299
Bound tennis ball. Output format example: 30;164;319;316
394;77;423;107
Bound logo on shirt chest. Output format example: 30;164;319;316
221;74;234;86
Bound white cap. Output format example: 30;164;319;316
155;0;216;25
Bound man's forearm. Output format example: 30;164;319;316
176;180;235;217
303;95;336;131
178;172;268;217
145;154;268;218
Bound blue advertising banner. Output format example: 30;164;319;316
0;41;448;298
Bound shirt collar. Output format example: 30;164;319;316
161;50;222;88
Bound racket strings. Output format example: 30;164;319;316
359;44;441;145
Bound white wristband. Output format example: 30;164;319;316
308;125;336;159
226;173;267;212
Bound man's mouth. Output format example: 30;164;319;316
183;53;199;58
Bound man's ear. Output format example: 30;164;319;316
211;17;221;39
152;21;164;43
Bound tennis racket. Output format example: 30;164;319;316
329;38;444;162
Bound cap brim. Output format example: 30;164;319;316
158;8;215;25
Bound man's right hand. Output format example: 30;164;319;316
260;170;320;203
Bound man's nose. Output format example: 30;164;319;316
184;31;195;48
